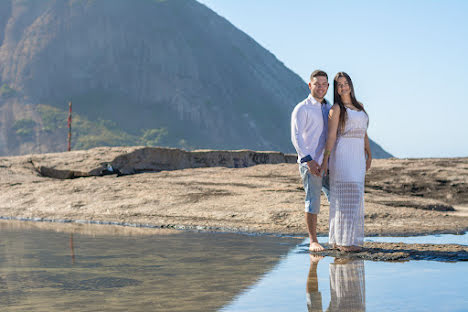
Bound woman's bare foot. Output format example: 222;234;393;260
337;245;362;252
334;257;350;264
309;242;325;252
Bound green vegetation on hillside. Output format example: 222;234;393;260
0;84;17;99
37;105;67;132
12;118;36;140
140;128;168;147
36;104;172;150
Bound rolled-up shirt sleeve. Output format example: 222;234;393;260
291;106;310;161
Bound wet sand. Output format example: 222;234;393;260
305;242;468;262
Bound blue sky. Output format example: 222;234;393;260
197;0;468;158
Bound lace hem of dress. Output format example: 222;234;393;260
329;181;365;246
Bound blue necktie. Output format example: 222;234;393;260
319;101;329;147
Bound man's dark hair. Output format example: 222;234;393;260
310;70;328;81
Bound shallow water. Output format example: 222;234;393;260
221;242;468;312
0;221;466;311
313;233;468;245
364;233;468;245
0;221;299;312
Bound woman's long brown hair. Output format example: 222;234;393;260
333;72;367;133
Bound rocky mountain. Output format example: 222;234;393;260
0;0;392;158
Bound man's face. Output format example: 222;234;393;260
308;76;329;101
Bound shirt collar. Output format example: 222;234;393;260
307;94;323;106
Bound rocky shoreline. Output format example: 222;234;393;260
1;146;467;261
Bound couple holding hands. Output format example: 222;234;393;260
291;70;372;252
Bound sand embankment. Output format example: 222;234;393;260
0;147;467;237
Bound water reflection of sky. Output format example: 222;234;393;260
310;233;468;246
0;221;299;312
364;233;468;245
0;221;466;311
221;241;468;312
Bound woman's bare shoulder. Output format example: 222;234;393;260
330;104;341;112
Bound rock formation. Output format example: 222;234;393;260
0;0;392;158
28;146;297;178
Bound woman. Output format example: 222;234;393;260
320;72;372;252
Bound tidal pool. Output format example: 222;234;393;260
0;221;466;312
222;241;468;312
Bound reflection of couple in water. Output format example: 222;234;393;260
291;70;371;252
306;255;365;312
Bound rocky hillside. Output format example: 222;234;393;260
0;0;391;158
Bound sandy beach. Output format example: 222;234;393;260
0;147;466;237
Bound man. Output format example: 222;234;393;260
306;255;324;311
291;70;330;252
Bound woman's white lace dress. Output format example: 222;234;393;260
328;260;366;311
329;108;368;246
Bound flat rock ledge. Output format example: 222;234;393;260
28;146;296;179
305;242;468;262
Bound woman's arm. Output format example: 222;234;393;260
364;132;372;171
320;105;341;174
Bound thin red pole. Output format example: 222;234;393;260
67;101;72;151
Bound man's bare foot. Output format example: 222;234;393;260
309;254;324;263
309;242;325;252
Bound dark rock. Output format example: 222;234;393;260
423;204;455;212
38;166;88;179
37;147;297;178
306;242;468;262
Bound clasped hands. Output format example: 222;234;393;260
307;159;326;177
308;157;372;176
